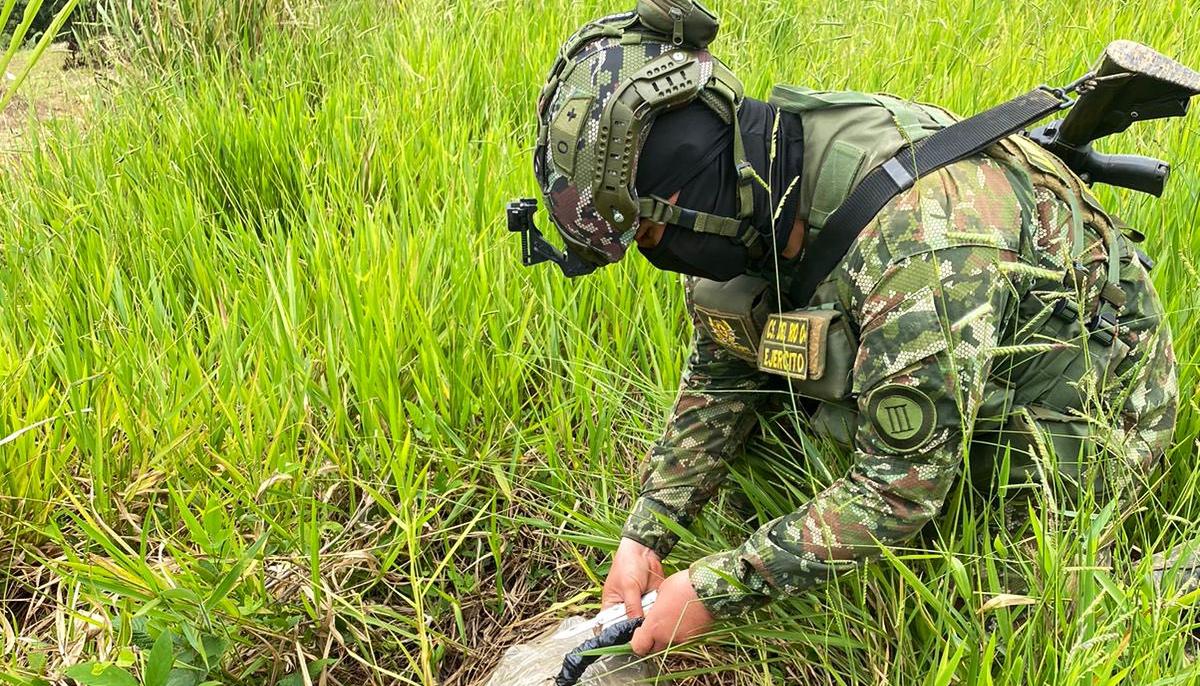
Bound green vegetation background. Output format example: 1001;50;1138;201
3;1;85;40
1;0;1199;684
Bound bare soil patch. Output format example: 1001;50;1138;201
0;42;104;157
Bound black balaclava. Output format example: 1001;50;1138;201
634;98;803;281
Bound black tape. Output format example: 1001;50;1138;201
553;617;644;686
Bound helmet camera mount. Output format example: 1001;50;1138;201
506;198;598;278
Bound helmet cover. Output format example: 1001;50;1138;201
534;15;730;268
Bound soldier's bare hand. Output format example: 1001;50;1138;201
629;569;713;655
602;537;665;619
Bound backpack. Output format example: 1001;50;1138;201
768;86;959;231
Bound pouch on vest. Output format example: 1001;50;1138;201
757;307;856;402
692;275;771;363
809;402;858;449
997;291;1131;412
967;404;1124;502
635;0;719;48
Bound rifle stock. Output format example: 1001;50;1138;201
1029;40;1200;195
1058;40;1200;146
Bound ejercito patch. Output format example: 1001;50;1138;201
866;384;937;452
759;314;810;378
757;309;839;380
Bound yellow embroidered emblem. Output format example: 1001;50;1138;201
694;306;758;362
706;315;739;348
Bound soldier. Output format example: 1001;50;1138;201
526;5;1179;658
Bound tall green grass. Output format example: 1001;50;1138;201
1;0;1199;684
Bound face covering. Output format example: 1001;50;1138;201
633;99;805;279
635;103;733;200
634;102;747;279
639;225;748;281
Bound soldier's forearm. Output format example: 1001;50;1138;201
622;497;683;559
687;506;870;618
622;369;768;556
621;443;748;558
688;445;959;617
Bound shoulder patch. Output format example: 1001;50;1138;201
866;384;937;452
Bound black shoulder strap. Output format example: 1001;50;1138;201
787;87;1068;307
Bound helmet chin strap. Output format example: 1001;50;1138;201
637;195;760;253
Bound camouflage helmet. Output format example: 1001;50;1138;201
533;3;762;272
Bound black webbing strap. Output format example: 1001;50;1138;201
787;87;1069;306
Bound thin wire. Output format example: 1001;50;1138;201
765;107;835;483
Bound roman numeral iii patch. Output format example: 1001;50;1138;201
866;384;937;452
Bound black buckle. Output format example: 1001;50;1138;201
1135;249;1155;272
1087;310;1120;345
1052;297;1080;322
1063;261;1089;290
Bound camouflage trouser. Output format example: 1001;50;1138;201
964;279;1178;596
968;403;1163;528
1153;540;1200;596
967;227;1178;545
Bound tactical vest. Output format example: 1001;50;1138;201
691;87;1138;430
772;87;959;233
693;87;961;405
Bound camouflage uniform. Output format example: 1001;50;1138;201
621;135;1178;617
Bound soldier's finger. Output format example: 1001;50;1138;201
622;586;645;618
629;625;653;656
600;586;623;609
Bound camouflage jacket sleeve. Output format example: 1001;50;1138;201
690;167;1021;616
621;278;772;559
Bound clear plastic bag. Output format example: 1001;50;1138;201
481;616;651;686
